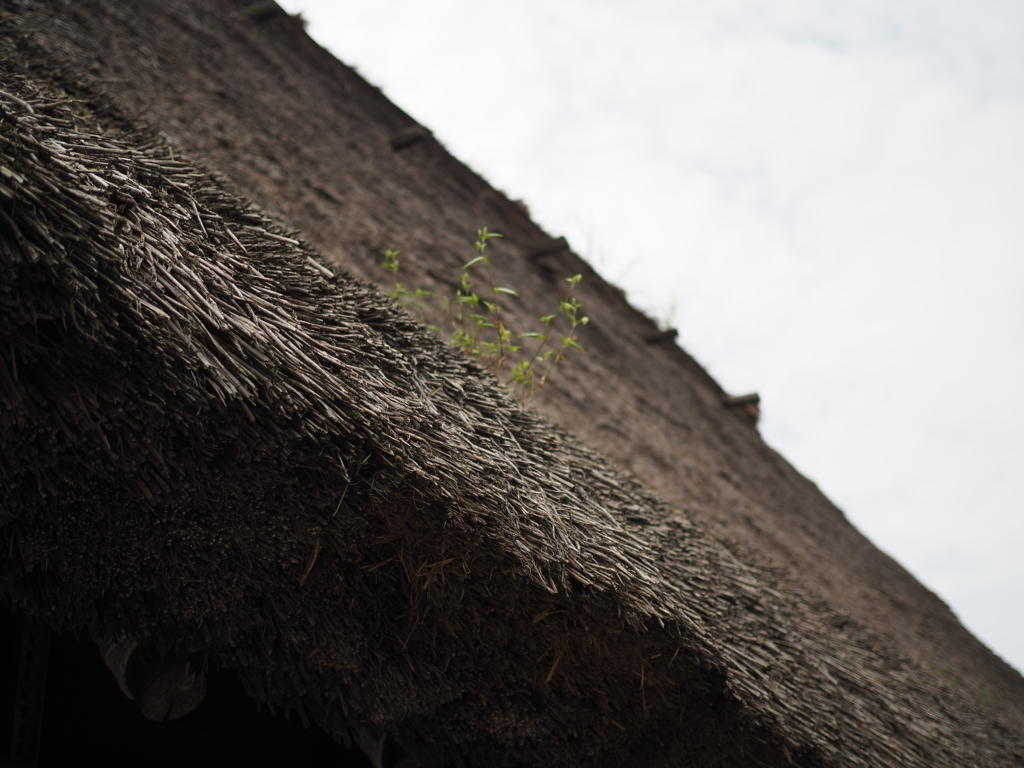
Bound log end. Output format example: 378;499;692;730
136;665;208;721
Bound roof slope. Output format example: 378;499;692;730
17;0;1016;715
0;2;1022;766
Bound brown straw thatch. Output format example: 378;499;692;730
1;7;1022;768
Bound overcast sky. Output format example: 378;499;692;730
277;0;1024;674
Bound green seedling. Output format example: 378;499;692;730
383;228;588;401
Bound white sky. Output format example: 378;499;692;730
277;0;1024;674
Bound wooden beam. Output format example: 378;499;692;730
8;617;50;763
241;1;287;23
391;125;432;151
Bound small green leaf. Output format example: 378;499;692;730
495;287;519;296
464;255;487;269
518;332;545;340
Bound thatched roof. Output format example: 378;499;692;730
1;4;1023;767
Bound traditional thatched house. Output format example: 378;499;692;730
1;1;1022;766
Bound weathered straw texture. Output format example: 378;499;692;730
0;63;1020;768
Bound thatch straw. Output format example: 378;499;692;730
0;62;1021;768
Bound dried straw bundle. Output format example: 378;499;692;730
0;68;1019;767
